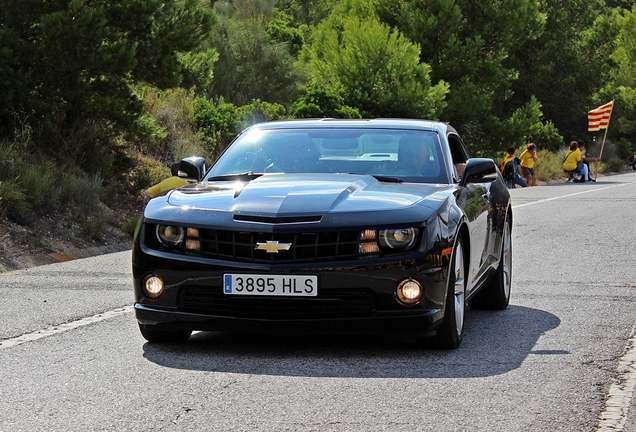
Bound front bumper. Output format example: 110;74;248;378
134;303;442;336
133;243;449;337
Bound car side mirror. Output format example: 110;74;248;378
460;158;498;187
179;156;207;181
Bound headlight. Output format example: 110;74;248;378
379;228;418;249
156;224;185;247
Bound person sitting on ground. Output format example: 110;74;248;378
500;147;528;189
144;162;190;198
519;143;539;186
577;141;600;182
563;141;588;183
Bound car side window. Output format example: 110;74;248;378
448;134;469;181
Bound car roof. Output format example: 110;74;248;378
244;118;456;136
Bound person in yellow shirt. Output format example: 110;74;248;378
563;141;598;183
144;162;190;198
563;141;584;182
519;143;538;186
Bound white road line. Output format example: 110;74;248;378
597;322;636;431
513;182;631;208
0;306;134;350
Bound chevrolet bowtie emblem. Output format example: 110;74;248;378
255;240;292;253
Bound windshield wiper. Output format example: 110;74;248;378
206;172;263;182
371;175;404;183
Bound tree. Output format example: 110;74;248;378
214;0;277;20
289;86;361;118
598;7;636;143
500;96;562;151
375;0;547;153
605;0;636;9
299;11;449;119
273;0;339;27
206;18;304;106
0;0;216;169
267;9;305;56
507;0;616;145
193;97;287;158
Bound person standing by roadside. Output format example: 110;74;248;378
519;143;539;186
500;147;528;188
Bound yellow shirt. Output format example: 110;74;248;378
146;176;189;196
563;149;582;171
519;150;537;169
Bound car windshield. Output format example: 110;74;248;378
206;128;449;184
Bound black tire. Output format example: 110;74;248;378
469;217;512;310
138;324;192;343
435;236;466;349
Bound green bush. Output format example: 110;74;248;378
534;149;566;181
193;98;239;158
290;86;361;119
74;174;104;210
81;212;110;240
20;160;59;212
606;158;625;172
124;216;143;237
129;158;169;192
236;99;287;129
0;141;19;179
615;138;634;161
169;128;207;161
61;173;104;222
0;179;29;222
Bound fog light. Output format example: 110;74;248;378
143;275;164;299
396;278;423;305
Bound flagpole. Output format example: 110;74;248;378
597;100;614;160
592;100;614;181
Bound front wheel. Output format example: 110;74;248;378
435;237;466;349
138;324;192;343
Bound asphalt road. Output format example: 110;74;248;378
1;172;636;431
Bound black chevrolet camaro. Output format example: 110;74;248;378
132;119;512;349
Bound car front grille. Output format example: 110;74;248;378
177;286;377;319
197;230;360;264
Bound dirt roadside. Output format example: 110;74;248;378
0;209;135;273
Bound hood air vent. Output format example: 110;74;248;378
234;215;322;224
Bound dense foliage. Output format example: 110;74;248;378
1;0;636;245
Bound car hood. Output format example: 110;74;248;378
167;174;448;212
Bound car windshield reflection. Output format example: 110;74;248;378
207;128;448;184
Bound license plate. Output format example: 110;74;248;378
223;274;318;296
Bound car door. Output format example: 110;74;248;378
448;133;493;295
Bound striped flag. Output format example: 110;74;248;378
587;101;614;131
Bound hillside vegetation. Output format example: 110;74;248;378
1;0;636;269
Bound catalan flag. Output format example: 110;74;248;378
587;101;614;131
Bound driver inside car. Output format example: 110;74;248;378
397;135;433;176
